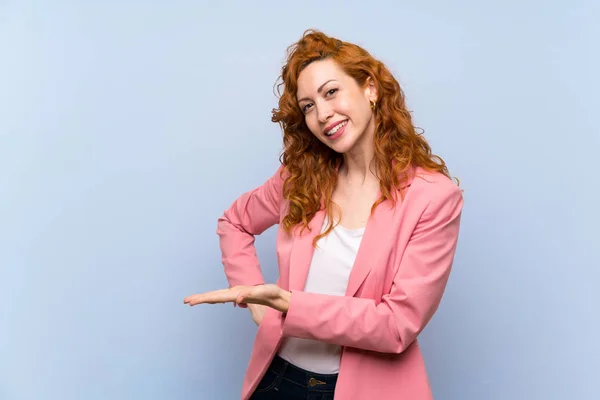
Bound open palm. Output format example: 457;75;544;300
184;284;290;313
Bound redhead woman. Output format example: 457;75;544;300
185;29;464;400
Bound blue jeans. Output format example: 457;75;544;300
250;355;338;400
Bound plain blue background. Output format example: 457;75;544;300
1;1;598;399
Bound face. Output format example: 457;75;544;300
296;59;377;155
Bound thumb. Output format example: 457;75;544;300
235;294;246;305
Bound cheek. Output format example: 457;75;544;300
349;101;370;126
337;97;366;125
305;115;320;137
335;98;352;116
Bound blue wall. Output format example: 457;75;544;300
1;1;598;399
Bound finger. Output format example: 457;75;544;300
185;289;238;306
235;294;246;304
235;286;258;304
184;286;248;304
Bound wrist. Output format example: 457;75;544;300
278;289;291;313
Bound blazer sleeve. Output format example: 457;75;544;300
216;165;285;288
281;182;463;354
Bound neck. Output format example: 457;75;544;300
339;126;377;185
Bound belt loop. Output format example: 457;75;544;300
272;358;288;391
279;358;289;377
270;356;288;377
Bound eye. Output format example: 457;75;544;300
302;103;313;113
326;88;338;97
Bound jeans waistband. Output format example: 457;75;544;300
268;355;338;391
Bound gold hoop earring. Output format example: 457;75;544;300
370;101;377;111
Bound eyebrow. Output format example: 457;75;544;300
297;79;337;103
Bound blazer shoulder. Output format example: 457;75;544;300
408;167;463;203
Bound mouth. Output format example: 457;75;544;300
324;120;348;137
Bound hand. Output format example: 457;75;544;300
184;284;291;313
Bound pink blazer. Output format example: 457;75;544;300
217;165;463;400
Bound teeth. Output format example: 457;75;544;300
326;121;347;136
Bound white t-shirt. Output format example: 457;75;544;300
277;219;364;374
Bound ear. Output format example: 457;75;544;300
364;76;378;103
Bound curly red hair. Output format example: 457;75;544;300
271;29;453;242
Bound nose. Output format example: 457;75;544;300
317;104;333;124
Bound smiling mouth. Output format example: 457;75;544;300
325;120;348;136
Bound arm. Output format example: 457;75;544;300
281;183;463;354
217;165;285;288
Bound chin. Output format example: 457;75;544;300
330;138;357;154
330;144;352;155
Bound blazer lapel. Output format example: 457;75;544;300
288;209;326;292
345;200;395;297
346;169;417;297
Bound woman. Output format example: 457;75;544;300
185;29;463;400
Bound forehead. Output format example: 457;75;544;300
296;59;347;98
